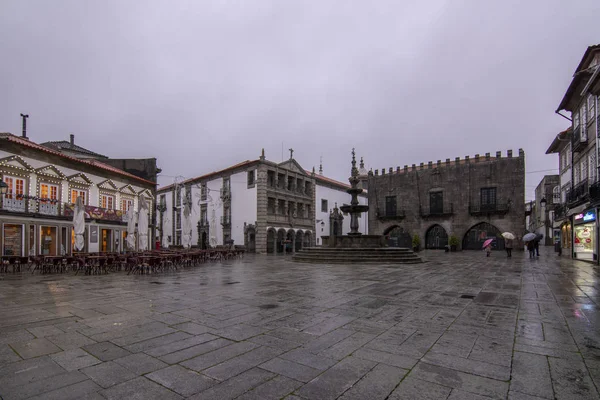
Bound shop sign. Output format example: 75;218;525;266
574;210;596;224
64;204;127;222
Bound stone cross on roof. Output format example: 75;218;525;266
289;148;294;159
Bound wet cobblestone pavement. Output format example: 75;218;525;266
0;247;599;399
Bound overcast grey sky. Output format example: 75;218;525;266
1;1;599;200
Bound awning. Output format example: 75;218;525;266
566;203;589;217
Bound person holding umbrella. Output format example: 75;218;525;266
502;232;515;258
482;238;494;257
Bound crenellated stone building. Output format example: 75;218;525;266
367;150;525;250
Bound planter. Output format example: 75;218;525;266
413;245;420;252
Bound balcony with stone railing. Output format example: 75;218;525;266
420;204;454;218
1;197;27;212
38;202;60;216
376;208;406;221
468;202;510;216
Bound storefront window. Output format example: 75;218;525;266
573;210;596;261
29;225;36;256
3;224;23;256
40;226;58;256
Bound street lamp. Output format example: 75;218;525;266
0;179;8;195
540;197;547;208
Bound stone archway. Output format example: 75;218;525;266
462;222;505;250
276;229;286;253
295;230;303;251
383;225;412;248
286;230;295;253
425;225;448;249
267;229;276;254
245;225;256;253
303;231;312;248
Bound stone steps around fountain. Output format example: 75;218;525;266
292;247;423;264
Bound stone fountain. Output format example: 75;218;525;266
293;149;422;264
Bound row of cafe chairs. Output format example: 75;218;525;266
0;248;245;275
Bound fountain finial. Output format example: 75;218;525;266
351;148;359;178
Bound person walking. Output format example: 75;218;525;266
534;239;540;257
505;239;513;258
527;241;535;258
485;244;492;257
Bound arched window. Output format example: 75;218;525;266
552;185;561;204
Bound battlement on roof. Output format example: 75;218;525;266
369;149;523;177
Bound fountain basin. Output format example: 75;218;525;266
321;235;385;248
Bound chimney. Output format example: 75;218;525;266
70;134;75;146
20;113;29;139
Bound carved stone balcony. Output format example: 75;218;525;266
376;209;406;221
421;204;454;218
469;202;509;216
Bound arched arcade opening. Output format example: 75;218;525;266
462;222;505;250
425;225;448;249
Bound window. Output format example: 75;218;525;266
3;176;25;199
589;95;596;123
321;199;328;213
574;111;580;128
552;186;561;204
71;189;86;204
200;209;207;225
590;152;597;183
582;157;588;181
306;204;311;218
267;197;276;214
175;186;181;206
278;199;285;214
159;194;166;207
176;212;181;229
287;176;294;191
305;182;311;195
480;187;497;209
429;191;443;214
40;183;58;203
121;198;133;211
574;162;581;184
101;194;115;210
247;170;255;187
385;196;397;217
267;171;275;187
200;183;207;201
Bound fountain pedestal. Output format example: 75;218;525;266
293;149;422;264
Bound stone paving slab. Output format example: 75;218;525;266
0;248;599;399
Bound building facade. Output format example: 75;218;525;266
545;128;573;252
367;150;525;250
157;151;367;253
526;175;560;246
0;133;156;256
551;44;600;262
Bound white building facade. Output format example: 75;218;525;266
157;152;368;253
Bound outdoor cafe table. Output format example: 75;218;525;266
0;255;29;273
